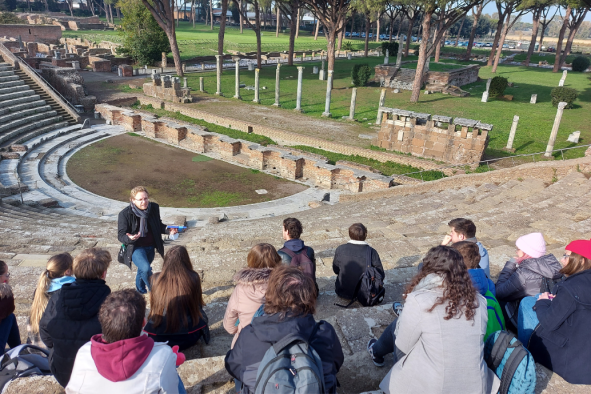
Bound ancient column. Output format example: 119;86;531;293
481;91;488;103
384;49;390;65
545;102;567;157
376;88;387;124
319;60;325;81
506;115;519;150
396;38;403;66
486;78;492;92
322;70;333;117
161;52;167;68
253;68;261;104
558;79;565;87
273;64;281;107
234;59;241;99
530;94;537;104
215;55;223;96
349;87;357;120
183;77;188;88
199;77;204;92
295;66;304;112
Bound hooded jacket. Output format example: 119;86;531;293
529;269;591;384
65;334;179;394
223;267;272;348
225;313;344;394
495;254;562;321
39;279;111;387
469;269;495;297
278;239;317;287
333;241;384;300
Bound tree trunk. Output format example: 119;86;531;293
255;8;262;68
276;6;280;37
67;0;74;17
553;6;571;72
166;30;184;76
315;16;320;40
492;12;511;73
434;14;444;62
288;2;297;65
524;8;541;66
405;17;415;56
295;8;300;39
455;15;465;47
376;17;380;42
389;15;394;41
217;0;228;55
350;11;355;38
538;24;546;52
466;3;483;58
396;15;403;39
410;11;432;103
487;16;505;66
364;15;370;57
89;0;95;16
239;0;243;33
192;0;196;27
338;28;344;50
560;9;587;66
210;0;214;30
176;0;180;27
326;26;336;74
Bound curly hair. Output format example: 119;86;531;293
264;265;316;318
405;246;479;321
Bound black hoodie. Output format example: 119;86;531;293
39;279;111;387
225;313;344;393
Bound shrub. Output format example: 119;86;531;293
342;41;354;51
489;76;508;98
351;63;371;87
381;41;399;57
0;12;24;23
551;87;578;108
571;56;590;72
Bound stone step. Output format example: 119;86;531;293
10;120;71;147
0;70;15;77
0;104;53;125
0;80;24;90
0;84;29;95
0;96;44;114
0;116;64;146
0;208;110;230
0;89;35;104
0;75;19;83
0;110;58;135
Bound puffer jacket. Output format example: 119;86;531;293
223;267;272;348
469;269;495;297
225;313;344;394
495;254;562;321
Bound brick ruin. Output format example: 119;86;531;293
375;108;492;165
40;67;96;112
375;63;480;91
95;104;394;193
17;13;110;31
143;74;192;103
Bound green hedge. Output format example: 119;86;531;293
351;63;371;87
489;76;508;98
551;87;578;108
572;56;590;72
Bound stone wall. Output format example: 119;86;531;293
41;67;96;112
425;64;480;87
0;25;62;45
143;74;192;103
89;56;111;72
375;108;491;165
375;63;481;90
95;104;393;193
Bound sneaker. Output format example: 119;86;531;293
392;302;403;317
367;338;385;367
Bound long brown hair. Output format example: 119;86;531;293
405;246;479;321
247;243;281;269
30;253;73;333
560;252;591;276
148;246;205;333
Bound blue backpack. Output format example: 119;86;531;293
484;331;536;394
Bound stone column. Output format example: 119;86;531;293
347;53;352;60
295;66;304;112
182;63;186;73
505;115;519;150
215;55;223;96
349;87;357;120
384;49;389;65
376;88;387;124
161;52;167;68
481;91;488;103
558;79;565;87
486;78;492;92
183;77;188;88
234;59;241;99
530;94;537;104
201;62;205;71
18;35;23;49
322;70;333;117
199;77;204;92
396;38;403;66
319;60;325;81
545;102;567;157
253;68;261;103
273;64;281;107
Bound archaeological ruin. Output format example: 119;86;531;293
374;62;480;91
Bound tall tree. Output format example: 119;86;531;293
455;14;466;45
491;6;525;72
142;0;184;76
537;5;556;51
385;0;401;41
465;1;486;57
401;4;420;56
553;4;571;72
559;3;589;66
235;0;264;67
487;0;518;67
277;0;299;65
521;0;545;65
218;0;229;54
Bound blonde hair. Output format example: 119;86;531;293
73;248;111;280
130;186;149;201
29;253;73;334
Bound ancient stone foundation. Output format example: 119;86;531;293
375;63;480;91
143;74;192;103
95;104;393;193
375;108;492;165
41;67;96;112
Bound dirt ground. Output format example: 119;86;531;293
67;134;307;208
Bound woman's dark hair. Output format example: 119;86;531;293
405;246;479;321
0;261;7;276
149;245;205;333
450;241;481;269
264;265;316;318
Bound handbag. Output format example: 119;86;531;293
117;244;126;265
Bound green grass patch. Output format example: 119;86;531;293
102;82;141;93
188;190;242;207
192;155;213;162
127;132;140;136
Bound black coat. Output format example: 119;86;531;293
39;279;111;387
529;269;591;384
225;313;344;394
143;309;209;351
333;242;384;300
117;202;168;269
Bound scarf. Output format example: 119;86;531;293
48;276;76;293
130;202;150;238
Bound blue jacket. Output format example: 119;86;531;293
469;268;495;296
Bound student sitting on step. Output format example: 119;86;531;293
278;217;318;292
40;248;112;387
367;246;500;394
223;243;281;348
144;245;209;351
27;253;75;348
0;261;20;355
333;223;385;301
225;265;344;393
451;241;495;296
441;218;490;277
66;289;185;394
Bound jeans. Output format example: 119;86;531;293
132;246;155;294
518;295;540;347
178;373;187;394
0;313;21;354
371;318;405;363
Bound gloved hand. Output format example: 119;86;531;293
171;345;186;367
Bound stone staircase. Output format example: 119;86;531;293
4;168;591;393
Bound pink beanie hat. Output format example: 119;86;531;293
516;233;546;258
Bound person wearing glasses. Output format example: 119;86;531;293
118;186;178;294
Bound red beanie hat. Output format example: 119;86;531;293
565;240;591;260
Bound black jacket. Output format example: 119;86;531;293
225;313;344;394
144;308;209;351
529;269;591;384
117;202;168;269
39;279;111;387
333;242;384;300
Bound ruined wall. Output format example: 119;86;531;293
425;64;480;87
375;63;481;90
41;67;96;111
143;74;192;103
0;25;62;44
95;104;393;193
375;108;491;165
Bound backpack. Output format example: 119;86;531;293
484;290;505;342
0;344;52;391
252;322;325;394
540;275;565;294
279;247;316;283
335;246;385;308
484;331;536;394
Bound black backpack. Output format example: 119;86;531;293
0;345;52;391
336;246;385;308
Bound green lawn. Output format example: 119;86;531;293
512;52;584;66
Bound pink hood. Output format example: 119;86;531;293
90;334;154;382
